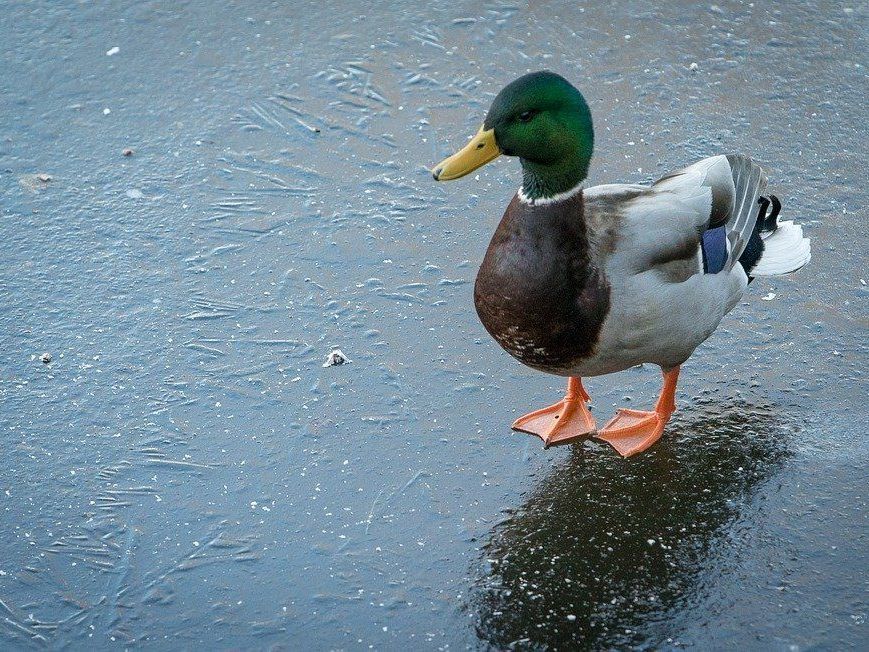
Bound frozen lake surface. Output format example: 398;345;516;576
1;1;866;649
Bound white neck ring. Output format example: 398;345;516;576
517;181;584;206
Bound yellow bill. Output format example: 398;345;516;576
432;126;500;181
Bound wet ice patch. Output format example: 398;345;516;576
18;173;52;193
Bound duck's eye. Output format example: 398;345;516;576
518;110;538;123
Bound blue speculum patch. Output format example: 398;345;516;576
701;226;728;274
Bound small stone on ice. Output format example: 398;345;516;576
40;352;52;364
36;173;52;182
123;148;134;156
323;349;351;367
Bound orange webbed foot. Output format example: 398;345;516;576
595;366;681;458
512;377;595;448
595;409;667;457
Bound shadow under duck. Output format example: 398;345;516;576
432;71;810;457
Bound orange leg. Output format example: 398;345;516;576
595;366;680;457
511;377;596;448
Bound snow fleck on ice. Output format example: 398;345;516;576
323;349;351;367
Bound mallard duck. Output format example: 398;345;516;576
431;71;810;457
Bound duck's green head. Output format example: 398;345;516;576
432;71;594;201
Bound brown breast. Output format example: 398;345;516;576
473;192;611;374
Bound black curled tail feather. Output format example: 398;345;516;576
738;195;781;280
763;195;781;231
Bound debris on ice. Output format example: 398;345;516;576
323;349;351;367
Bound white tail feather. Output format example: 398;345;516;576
752;220;811;276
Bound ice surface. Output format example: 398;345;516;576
0;0;865;649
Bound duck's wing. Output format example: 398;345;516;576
584;182;707;279
651;154;767;272
585;155;779;282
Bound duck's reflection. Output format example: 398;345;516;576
471;398;794;650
